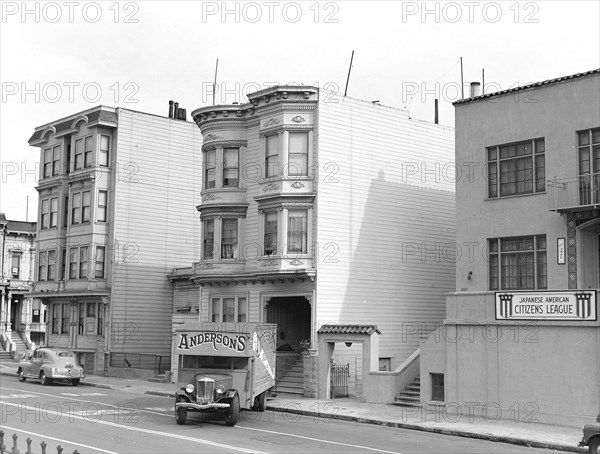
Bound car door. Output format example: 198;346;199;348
29;350;43;377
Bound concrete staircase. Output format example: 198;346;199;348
11;333;28;356
391;377;421;407
276;358;304;396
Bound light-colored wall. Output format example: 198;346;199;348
454;74;600;292
316;94;456;367
110;109;202;356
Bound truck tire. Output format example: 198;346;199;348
17;369;26;382
71;379;80;386
590;437;600;454
175;397;188;425
224;395;239;426
255;391;267;412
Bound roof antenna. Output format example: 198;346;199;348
344;50;354;97
213;58;219;106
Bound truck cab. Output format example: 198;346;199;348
173;323;277;427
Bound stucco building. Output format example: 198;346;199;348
421;69;600;426
0;214;42;356
28;105;202;375
169;85;456;400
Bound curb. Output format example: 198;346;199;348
265;404;586;454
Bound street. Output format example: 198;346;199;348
0;375;568;454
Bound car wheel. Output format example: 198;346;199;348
40;371;52;386
17;369;26;382
590;437;600;454
254;391;266;412
224;395;240;426
71;378;80;387
175;397;187;425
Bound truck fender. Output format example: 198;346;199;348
223;389;238;399
175;389;192;401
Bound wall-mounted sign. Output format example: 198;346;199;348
495;291;597;321
557;238;566;264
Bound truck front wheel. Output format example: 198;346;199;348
590;437;600;454
224;395;239;426
175;397;188;425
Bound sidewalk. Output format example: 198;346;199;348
0;360;585;453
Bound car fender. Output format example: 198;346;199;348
175;389;192;402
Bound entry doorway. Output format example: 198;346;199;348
578;219;600;289
265;296;311;352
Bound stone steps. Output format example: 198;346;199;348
276;358;304;396
391;378;421;408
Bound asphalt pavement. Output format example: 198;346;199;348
0;358;586;453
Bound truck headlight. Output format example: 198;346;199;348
215;385;225;395
185;384;195;394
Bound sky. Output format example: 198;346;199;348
0;0;599;222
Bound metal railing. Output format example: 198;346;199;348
0;430;82;454
547;173;600;211
109;352;169;374
330;363;350;398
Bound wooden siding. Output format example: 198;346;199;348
174;281;198;312
111;110;202;355
316;94;456;367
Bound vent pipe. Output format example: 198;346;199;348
168;100;174;119
434;98;439;124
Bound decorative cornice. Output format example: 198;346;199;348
204;133;224;142
202;193;222;201
291;115;305;123
199;263;219;270
288;259;304;266
291;181;305;189
262;183;280;192
263;118;280;128
202;140;247;152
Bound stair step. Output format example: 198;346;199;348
401;390;420;397
275;386;304;395
390;401;421;408
395;395;420;402
277;381;303;389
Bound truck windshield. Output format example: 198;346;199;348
181;355;248;370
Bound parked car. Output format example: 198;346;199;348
579;413;600;454
17;348;85;386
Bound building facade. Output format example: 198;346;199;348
421;69;600;426
0;214;42;355
28;105;202;375
170;85;456;400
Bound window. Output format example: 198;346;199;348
97;191;107;222
72;192;81;224
87;302;96;317
74;138;83;170
51;304;59;334
50;198;58;228
44;148;52;178
95;246;105;278
264;212;278;255
38;251;48;281
487;138;545;198
32;308;40;324
61;248;67;280
223;148;239;187
61;303;69;334
288;210;308;253
11;253;21;278
221;219;238;259
99;135;110;166
78;302;85;335
52;145;60;176
41;199;49;229
43;145;60;178
84;136;93;167
79;246;88;279
69;247;79;279
203;219;215;259
431;373;444;402
48;250;56;281
577;128;600;205
82;191;91;223
265;134;280;178
63;196;69;227
210;296;247;322
204;149;216;189
97;304;104;335
288;132;309;176
489;235;547;290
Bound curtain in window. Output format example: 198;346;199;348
288;211;307;253
221;219;238;259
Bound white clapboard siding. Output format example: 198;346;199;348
110;109;202;355
316;94;456;367
174;281;199;312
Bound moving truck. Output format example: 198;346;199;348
173;322;277;426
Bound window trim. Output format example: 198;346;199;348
99;135;110;167
210;294;248;323
95;246;105;279
97;190;108;223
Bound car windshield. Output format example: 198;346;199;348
57;352;75;357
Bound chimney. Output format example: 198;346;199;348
434;98;439;124
179;109;187;121
470;82;482;98
168;100;174;119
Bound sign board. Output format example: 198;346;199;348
557;238;566;265
495;291;597;321
176;331;248;356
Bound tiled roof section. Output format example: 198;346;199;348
6;220;37;233
28;108;118;143
317;324;381;335
454;68;600;105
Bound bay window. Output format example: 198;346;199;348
203;219;215;259
288;132;308;176
264;212;278;255
211;296;247;322
265;134;280;178
221;219;238;259
204;149;216;189
223;148;239;187
288;210;308;253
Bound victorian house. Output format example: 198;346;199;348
169;85;456;399
28;105;202;375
